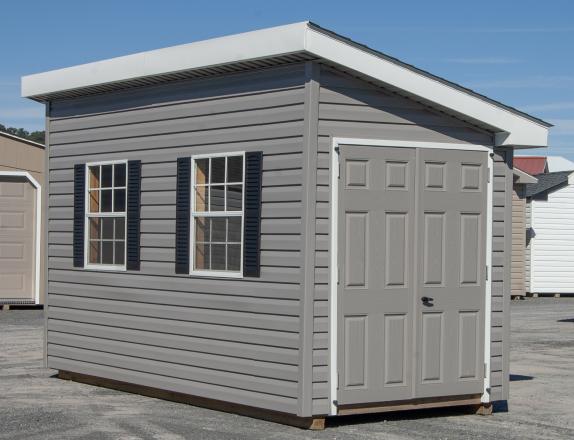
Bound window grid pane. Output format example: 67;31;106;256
86;162;127;267
192;155;244;274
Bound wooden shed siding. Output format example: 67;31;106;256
511;185;526;296
46;64;308;414
310;66;502;413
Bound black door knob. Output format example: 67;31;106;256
421;296;434;305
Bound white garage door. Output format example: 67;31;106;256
0;177;37;303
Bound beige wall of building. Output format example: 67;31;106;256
0;132;45;304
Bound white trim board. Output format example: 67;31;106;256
328;138;493;415
0;171;42;304
83;160;128;272
21;22;549;148
0;130;45;148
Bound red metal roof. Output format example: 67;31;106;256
514;156;547;176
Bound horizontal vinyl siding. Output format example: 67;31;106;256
46;64;307;414
530;182;574;293
511;185;526;296
311;66;495;414
490;150;512;401
525;200;532;292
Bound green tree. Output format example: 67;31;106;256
0;123;45;144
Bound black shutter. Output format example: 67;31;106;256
243;151;263;277
126;160;141;270
73;164;85;268
175;157;191;274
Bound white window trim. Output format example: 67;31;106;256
189;151;246;278
83;159;128;271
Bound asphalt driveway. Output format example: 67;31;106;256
1;298;573;439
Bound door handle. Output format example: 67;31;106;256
421;296;434;306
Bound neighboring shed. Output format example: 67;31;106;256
525;171;574;295
0;131;45;306
514;156;548;175
22;22;550;428
511;169;537;298
546;156;574;172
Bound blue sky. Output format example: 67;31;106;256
1;0;573;158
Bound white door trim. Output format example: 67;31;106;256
0;171;42;304
329;137;493;415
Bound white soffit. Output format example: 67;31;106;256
22;22;550;148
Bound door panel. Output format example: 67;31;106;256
415;149;486;398
337;145;487;406
338;146;416;405
0;178;36;301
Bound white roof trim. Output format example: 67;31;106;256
22;21;549;148
513;167;538;184
0;130;44;148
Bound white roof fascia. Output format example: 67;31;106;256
513;167;538;184
22;22;549;148
303;26;548;148
21;22;308;98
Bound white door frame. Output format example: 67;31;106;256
329;137;493;415
0;171;42;304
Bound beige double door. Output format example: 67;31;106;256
337;145;487;405
0;177;37;302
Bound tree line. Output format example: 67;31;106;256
0;123;45;144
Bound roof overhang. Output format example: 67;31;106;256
22;21;551;148
513;167;538;184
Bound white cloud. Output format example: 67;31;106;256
446;57;521;65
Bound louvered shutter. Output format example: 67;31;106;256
126;160;141;270
73;164;85;268
243;151;263;277
175;157;191;274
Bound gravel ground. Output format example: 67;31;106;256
0;298;573;439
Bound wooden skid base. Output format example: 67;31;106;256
58;371;325;430
475;403;493;415
1;304;43;310
337;394;483;416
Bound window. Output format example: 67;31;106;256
85;161;127;269
191;153;244;276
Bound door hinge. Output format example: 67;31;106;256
337;372;340;389
484;362;488;379
485;265;489;281
338;161;341;179
487;168;491;183
337;267;341;285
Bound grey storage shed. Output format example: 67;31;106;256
22;22;550;428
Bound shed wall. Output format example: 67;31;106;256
491;149;513;401
530;181;574;293
46;64;309;415
511;184;526;296
310;66;509;413
0;134;45;304
525;199;532;292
